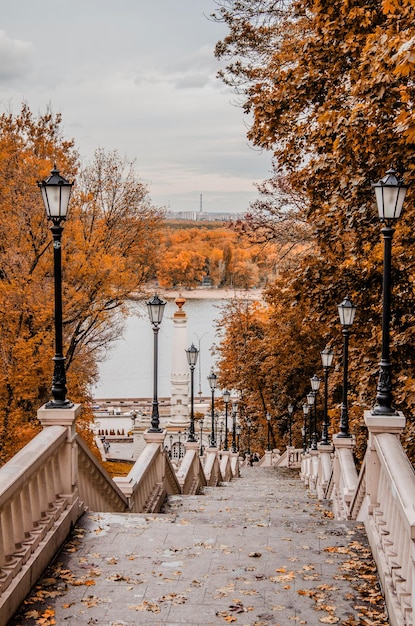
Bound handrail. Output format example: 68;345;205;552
0;427;236;626
0;426;83;626
275;449;288;466
331;441;358;520
375;432;415;534
274;448;303;468
364;432;415;625
204;450;223;486
164;450;183;494
348;457;366;521
220;453;233;482
176;448;207;494
230;453;240;478
115;442;181;512
77;436;129;512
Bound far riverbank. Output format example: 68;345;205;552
163;287;263;301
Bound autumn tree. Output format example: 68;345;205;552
213;0;415;457
0;106;163;464
156;223;275;289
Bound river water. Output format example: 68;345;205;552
91;296;229;399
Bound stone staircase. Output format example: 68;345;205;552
9;466;388;626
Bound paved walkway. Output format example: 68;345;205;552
10;466;388;625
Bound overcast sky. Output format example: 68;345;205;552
0;0;272;214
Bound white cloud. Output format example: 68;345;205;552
0;30;32;80
0;0;272;213
175;74;211;89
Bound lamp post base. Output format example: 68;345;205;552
45;399;74;409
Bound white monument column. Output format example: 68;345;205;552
169;295;190;425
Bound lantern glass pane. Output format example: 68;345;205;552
374;169;407;222
147;295;166;325
310;375;321;392
207;372;217;390
338;297;356;327
186;344;199;366
39;167;72;219
321;347;334;368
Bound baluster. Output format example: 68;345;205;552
10;494;25;549
44;457;56;511
20;481;35;539
28;474;41;529
52;451;64;499
0;512;8;571
38;466;50;519
1;503;17;560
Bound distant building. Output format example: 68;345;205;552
166;210;244;222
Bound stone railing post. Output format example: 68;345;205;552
332;435;357;519
301;451;312;486
286;445;294;468
143;429;166;480
364;410;405;515
37;404;82;503
317;443;334;499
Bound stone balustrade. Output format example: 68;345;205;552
3;403;415;626
203;449;223;486
77;436;128;512
301;411;415;626
0;406;84;626
114;431;181;513
176;442;207;494
362;412;414;626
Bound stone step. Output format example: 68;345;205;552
9;466;388;625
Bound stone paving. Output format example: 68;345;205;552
9;466;388;625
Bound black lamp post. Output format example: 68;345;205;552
287;403;294;447
207;371;217;446
266;412;271;451
231;397;238;453
371;168;408;415
320;346;334;445
147;293;167;432
38;165;74;409
247;418;252;455
199;418;204;456
222;390;230;451
306;391;315;449
236;425;241;450
178;430;182;458
302;403;309;452
185;343;199;442
310;375;321;450
337;296;357;437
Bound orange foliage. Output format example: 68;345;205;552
156;222;283;289
0;106;163;464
